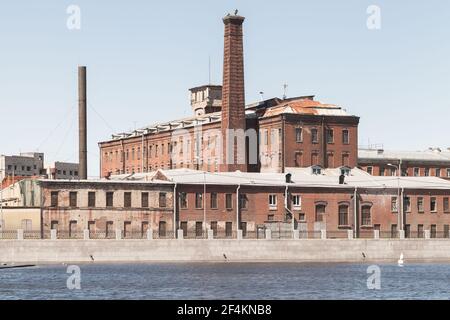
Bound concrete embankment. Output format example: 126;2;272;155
1;239;450;264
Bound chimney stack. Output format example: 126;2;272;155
78;66;88;180
220;13;247;172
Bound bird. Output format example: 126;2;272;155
89;254;95;261
362;252;366;259
223;254;228;261
234;9;239;15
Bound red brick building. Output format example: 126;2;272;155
98;13;360;177
358;148;450;180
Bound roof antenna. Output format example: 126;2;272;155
283;83;288;100
259;91;264;101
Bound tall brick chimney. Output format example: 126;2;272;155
220;13;247;172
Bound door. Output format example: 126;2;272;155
69;221;78;238
106;221;114;239
195;222;203;238
124;221;131;239
405;225;411;239
180;222;188;237
240;222;247;238
141;221;149;238
88;221;95;238
225;222;233;238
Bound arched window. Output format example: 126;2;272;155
361;205;372;226
338;204;349;226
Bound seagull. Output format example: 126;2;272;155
234;9;239;15
223;254;228;261
89;255;95;261
362;252;366;259
398;253;404;267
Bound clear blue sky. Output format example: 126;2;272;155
0;0;449;177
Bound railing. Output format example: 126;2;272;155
1;229;450;240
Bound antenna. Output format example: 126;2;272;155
283;83;288;100
208;56;211;84
259;91;264;101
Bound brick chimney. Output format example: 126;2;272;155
220;13;247;172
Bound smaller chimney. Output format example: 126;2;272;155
285;173;292;183
339;174;345;185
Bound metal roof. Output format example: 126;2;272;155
359;148;450;163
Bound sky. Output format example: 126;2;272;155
0;0;449;178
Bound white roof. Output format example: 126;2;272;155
109;167;450;190
359;148;450;163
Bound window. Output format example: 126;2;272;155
299;213;306;222
417;197;424;213
430;197;437;212
391;197;398;213
405;224;411;238
418;224;424;238
431;225;437;238
225;222;233;237
444;197;450;213
141;192;149;208
447;169;450;178
342;153;350;167
436;168;441;177
195;193;203;209
312;166;322;175
326;129;334;144
338;205;349;226
69;192;77;207
226;194;233;210
50;191;59;207
124;192;132;208
210;221;218;237
361;206;371;226
340;167;351;176
295;128;303;142
196;222;203;237
240;222;247;237
413;168;420;177
294;152;303;167
342;129;349;144
380;167;385;176
424;168;430;177
210;193;218;209
269;195;277;208
159;192;167;208
292;195;301;208
159;221;166;237
239;194;248;209
367;167;373;175
21;219;32;231
315;204;326;222
311;128;318;143
445;225;450;238
311;153;319;166
268;214;275;221
106;192;114;207
179;192;188;209
180;222;188;237
404;196;411;212
391;224;398;238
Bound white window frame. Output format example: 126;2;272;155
269;194;277;209
292;195;301;209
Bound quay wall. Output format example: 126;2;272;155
1;239;450;264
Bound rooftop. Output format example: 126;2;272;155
359;148;450;163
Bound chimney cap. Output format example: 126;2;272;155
223;13;245;24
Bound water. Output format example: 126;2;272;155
1;262;450;300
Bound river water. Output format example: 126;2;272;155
0;262;449;300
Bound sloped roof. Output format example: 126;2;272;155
260;98;351;118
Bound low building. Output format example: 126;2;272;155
358;148;450;179
0;152;45;180
46;162;79;180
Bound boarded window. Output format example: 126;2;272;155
69;192;77;207
159;221;167;237
50;191;59;207
391;224;398;238
141;192;149;208
124;192;132;208
444;225;449;238
294;152;303;167
106;221;114;238
88;192;96;207
69;221;78;238
240;222;247;237
431;224;437;238
21;219;32;231
210;193;218;209
159;192;167;208
124;221;132;238
315;204;326;222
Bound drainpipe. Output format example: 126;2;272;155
281;116;286;173
353;187;358;238
284;185;294;231
121;139;125;174
203;172;207;236
236;184;241;232
141;134;145;173
173;183;177;237
400;187;405;231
